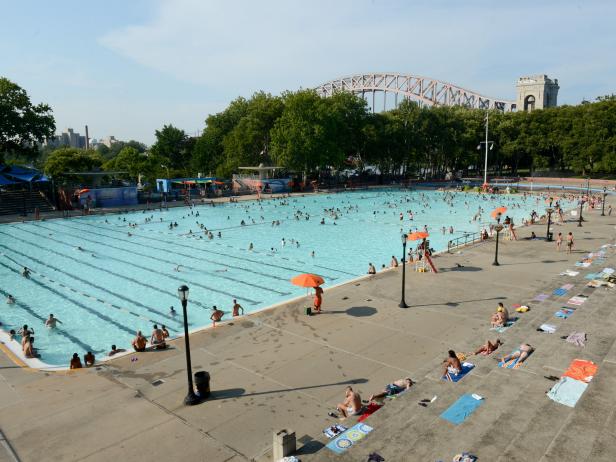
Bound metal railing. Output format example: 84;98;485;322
447;231;485;253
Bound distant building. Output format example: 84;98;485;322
44;127;86;149
516;75;559;112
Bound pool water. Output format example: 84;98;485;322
0;189;570;366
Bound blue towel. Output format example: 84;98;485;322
552;288;567;296
326;423;373;454
547;376;588;407
442;363;475;382
555;308;575;319
585;273;600;280
490;317;519;333
440;394;483;425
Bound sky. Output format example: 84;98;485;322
1;0;615;145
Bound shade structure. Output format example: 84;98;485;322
491;206;507;219
408;231;429;241
291;273;324;288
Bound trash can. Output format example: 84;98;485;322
547;231;553;241
194;371;210;399
272;429;296;461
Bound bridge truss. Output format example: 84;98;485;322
317;73;516;112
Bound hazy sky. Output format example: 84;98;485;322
2;0;614;144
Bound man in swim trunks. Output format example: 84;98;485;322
6;294;15;304
441;349;462;378
390;256;399;267
132;331;148;351
368;263;376;274
45;314;62;329
335;386;363;419
70;353;83;369
83;351;95;367
369;378;413;402
150;325;167;349
210;306;224;326
232;299;244;317
500;343;534;365
313;286;323;313
108;345;126;356
161;325;170;339
23;337;39;358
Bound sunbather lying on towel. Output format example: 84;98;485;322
500;343;534;364
368;377;413;402
441;350;462;377
490;303;509;328
472;339;502;355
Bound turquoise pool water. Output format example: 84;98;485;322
0;189;569;366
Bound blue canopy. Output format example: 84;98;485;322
0;174;18;185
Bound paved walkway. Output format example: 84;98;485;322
0;199;614;462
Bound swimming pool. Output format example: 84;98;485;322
0;189;572;366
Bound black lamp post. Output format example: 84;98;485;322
602;187;607;216
546;208;554;241
578;198;584;227
493;223;504;266
178;285;200;405
399;233;408;308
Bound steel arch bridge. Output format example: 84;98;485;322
317;73;516;112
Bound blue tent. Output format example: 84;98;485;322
0;174;17;185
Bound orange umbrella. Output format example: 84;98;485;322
408;231;429;241
491;206;507;219
78;188;90;194
291;273;324;288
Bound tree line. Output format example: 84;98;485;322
1;76;615;188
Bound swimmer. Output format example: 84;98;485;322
22;267;31;278
169;306;177;316
174;265;182;272
6;294;15;304
368;263;376;275
232;299;244;317
248;243;254;251
45;313;62;328
210;306;224;326
161;325;170;339
108;344;126;356
70;353;83;369
150;325;167;349
84;351;95;367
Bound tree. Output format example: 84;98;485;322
0;77;55;163
43;148;103;183
150;124;190;171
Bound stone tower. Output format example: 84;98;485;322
516;75;559;112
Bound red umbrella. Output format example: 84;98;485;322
291;273;324;288
491;206;507;219
408;231;429;241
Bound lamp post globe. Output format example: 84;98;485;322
177;284;200;405
399;233;409;308
602;187;607;216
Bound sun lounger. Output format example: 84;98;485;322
440;394;484;425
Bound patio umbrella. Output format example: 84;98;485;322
407;231;429;241
291;273;324;288
491;206;507;219
78;188;90;195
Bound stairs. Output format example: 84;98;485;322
0;189;55;216
308;240;616;462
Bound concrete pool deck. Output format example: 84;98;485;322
0;200;615;461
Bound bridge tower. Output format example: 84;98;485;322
516;75;559;112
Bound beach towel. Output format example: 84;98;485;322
553;288;567;296
555;308;575;319
538;323;557;334
358;403;382;422
326;423;373;454
565;332;587;347
562;270;579;276
585;273;601;280
499;349;533;369
490;317;519;333
323;424;347;439
547;376;588;408
533;293;549;302
440;394;484;425
602;267;615;275
443;362;475;382
563;359;597;383
567;296;586;306
561;284;574;290
453;454;478;462
515;305;530;313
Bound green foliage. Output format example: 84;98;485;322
43;148;103;183
150;124;190;172
0;77;55;163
